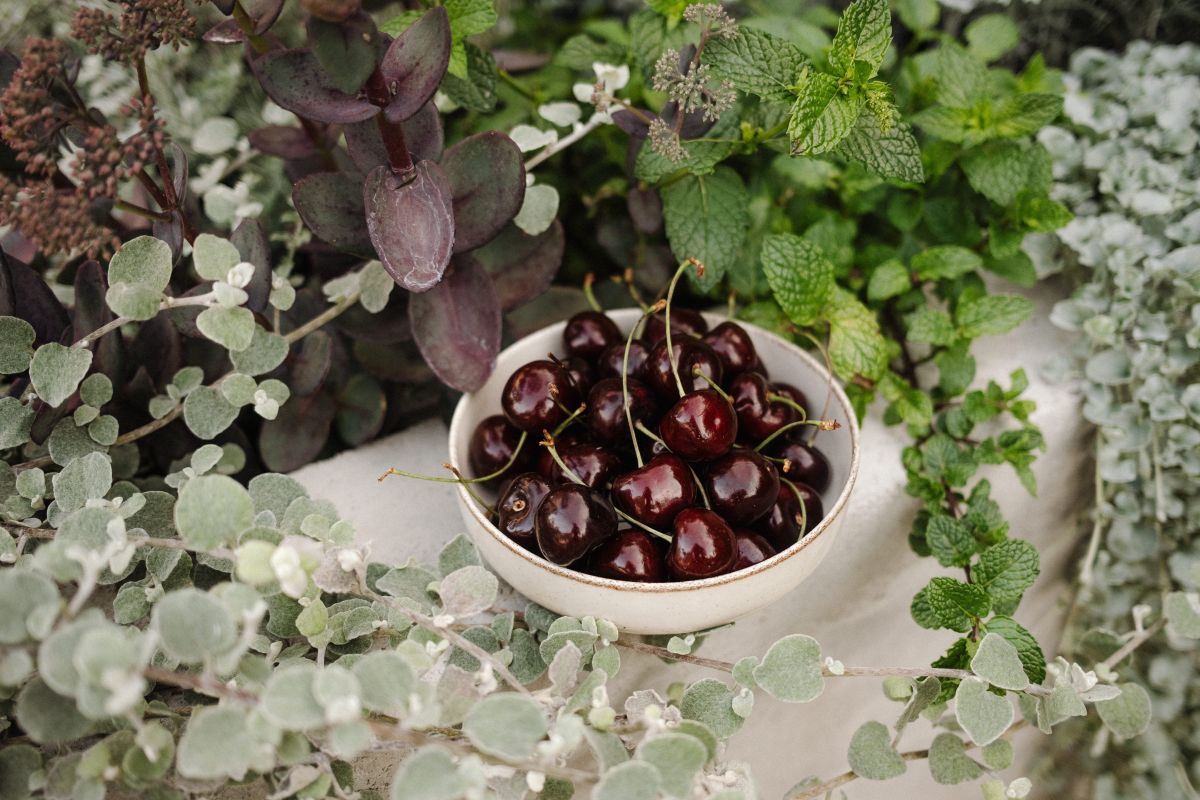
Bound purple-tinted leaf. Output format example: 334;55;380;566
259;390;336;472
292;171;377;259
230;218;272;312
166;284;213;339
343;101;442;174
72;260;123;382
335;373;386;446
152;213;183;263
505;286;591;340
249;125;319;160
203;18;244;44
613;109;653;139
364;160;454;292
242;0;284;34
661;100;714;140
209;0;235;14
253;49;378;125
627;187;663;234
409;258;501;392
168;143;188;203
130;313;182;390
493;50;551;72
440;131;525;253
470;220;564;311
0;248;70;345
308;12;381;95
378;7;450;122
334;290;412;344
289;330;333;396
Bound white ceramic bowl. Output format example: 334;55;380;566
448;309;860;634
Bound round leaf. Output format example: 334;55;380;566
152;588;237;664
752;634;824;702
29;343;93;408
175;474;254;549
440;131;525;253
293;172;376;259
261;663;332;731
970;632;1029;690
679;678;743;739
954;676;1014;746
364;160;455;292
1095;683;1152;739
0;316;36;373
176;706;254;780
15;678;91;744
463;693;547;760
847;720;906;780
928;732;983;784
182;386;240;441
594;760;662;800
253;49;378;124
635;733;707;798
109;236;173;291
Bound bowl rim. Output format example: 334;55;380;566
447;308;861;594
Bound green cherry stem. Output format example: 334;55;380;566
444;465;496;516
614;507;672;543
621;268;652;312
780;476;809;533
378;430;526;486
552;403;587;437
582;272;601;312
625;299;667;468
767;392;808;419
753;417;841;453
687;464;711;510
634;420;667;448
540;431;586;486
691;365;733;404
665;258;704;398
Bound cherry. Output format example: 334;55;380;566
535;484;617;565
587;378;658;447
770;437;831;493
732;529;777;570
702;321;757;377
469;415;534;488
646;339;723;400
496;473;550;552
502;360;581;432
661;389;737;461
703;449;780;526
598;340;651;383
563;310;622;362
563;356;595;396
586;529;665;582
730;372;795;443
667;508;737;580
757;480;823;551
772;383;809;417
641;308;708;345
537;441;623;488
611;453;695;529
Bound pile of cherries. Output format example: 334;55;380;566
457;267;837;583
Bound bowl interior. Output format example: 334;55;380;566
448;308;860;590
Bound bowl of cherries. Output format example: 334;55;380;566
440;267;860;634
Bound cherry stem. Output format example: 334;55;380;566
552;403;587;437
614;507;672;543
625;300;667;468
621;268;651;312
687;464;711;510
582;273;601;312
665;258;704;398
753;417;840;453
781;476;809;533
540;431;586;486
377;431;527;488
691;365;732;403
634;420;667;448
767;392;808;418
444;464;496;516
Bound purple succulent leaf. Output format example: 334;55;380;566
253;49;378;125
0;248;70;346
73;260;123;382
241;0;284;34
203;18;244;44
409;257;501;391
249;125;319;159
627;186;663;234
469;220;565;311
230;218;272;312
364;160;455;292
168;142;188;204
440;131;525;253
613;108;654;139
259;389;337;472
378;7;451;123
343;101;442;174
307;11;381;95
152;214;183;263
292;171;377;259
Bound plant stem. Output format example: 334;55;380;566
541;432;585;485
114;199;172;222
664;259;701;398
754;417;839;453
624;300;666;467
613;508;672;543
524;116;606;171
1102;617;1167;671
365;69;415;182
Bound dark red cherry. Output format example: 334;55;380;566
731;530;777;570
702;321;757;377
597;340;651;383
667;508;737;580
502;360;581;433
587;529;666;582
757;480;823;551
730;372;795;443
469;415;535;488
586;378;658;447
770;438;831;493
563;311;621;362
703;449;780;526
660;390;737;461
611;453;695;529
496;473;550;552
772;383;809;417
641;308;708;345
535;484;617;565
563;356;595;396
646;339;723;400
537;441;623;488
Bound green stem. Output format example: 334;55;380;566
780;476;808;533
614;508;672;543
665;259;702;398
541;434;585;486
767;393;808;419
624;301;666;467
754;417;837;453
582;273;601;312
691;365;732;403
635;420;667;448
498;69;539;102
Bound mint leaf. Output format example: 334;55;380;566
911;576;991;632
910;105;971;142
912;245;982;281
703;28;810;102
905;308;957;346
991;93;1062;138
933;45;988;108
646;0;688;23
956;294;1033;337
980;616;1045;685
440;41;497;112
926;515;975;568
964;14;1019;63
660;166;750;293
895;0;939;30
635;113;738;182
972;539;1039;615
829;0;891;79
1013;192;1073;232
788;73;865;155
761;234;835;327
867;259;910;301
824;288;888;381
960;141;1032;206
445;0;497;79
878;371;933;427
833;110;924;183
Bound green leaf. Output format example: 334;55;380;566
895;676;941;733
110;235;173;289
660;167;750;292
183;386;239;440
982;616;1045;685
680;678;744;739
29;344;93;408
960;141;1032;206
440;41;497;113
177;706;254;780
192;234;241;282
964;14;1018;62
911;576;991;632
1013;192;1073;232
175;474;255;549
352;651;416;716
973;538;1039;615
910;105;971;142
262;663;327;731
847;720;906;780
197;305;255;351
761;234;835;327
391;745;478;800
928;733;982;784
788;73;865;155
0;396;34;448
0;744;40;800
79;373;112;407
991;93;1062;138
0;317;36;374
15;678;92;744
152;588;237;664
981;738;1013;770
878;371;933;427
954;676;1013;746
905;308;957;346
0;571;58;644
230;326;289;376
925;515;975;567
703;27;810;102
895;0;938;31
463;693;547;760
833;111;924;183
753;634;824;702
956;294;1033;338
439;565;499;617
1095;683;1152;739
912;246;982;281
828;0;891;78
52;451;112;514
635;733;707;798
594;761;661;800
439;534;481;577
1164;592;1200;639
970;632;1029;690
866;259;910;301
932;45;988;108
824;288;888;381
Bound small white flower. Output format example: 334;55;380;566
824;657;845;675
336;548;364;573
592;62;629;92
508;124;558;153
1006;777;1033;798
538;102;583;128
270;545;308;599
226;261;255;289
253;390;279;421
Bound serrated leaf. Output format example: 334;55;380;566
926;515;975;567
829;0;891;78
960;141;1032;206
954;676;1013;746
991;93;1062;138
824;288;888;381
866;259;910;301
29;344;92;408
703;27;809;101
933;45;988;108
761;233;835;327
439;41;497;113
753;634;824;703
847;720;906;780
973;540;1039;615
905;308;957;346
956;294;1033;337
970;632;1029;690
911;576;991;632
833;110;924;183
788;73;865;155
365;160;455;293
660;166;749;292
912;245;982;281
928;732;983;784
